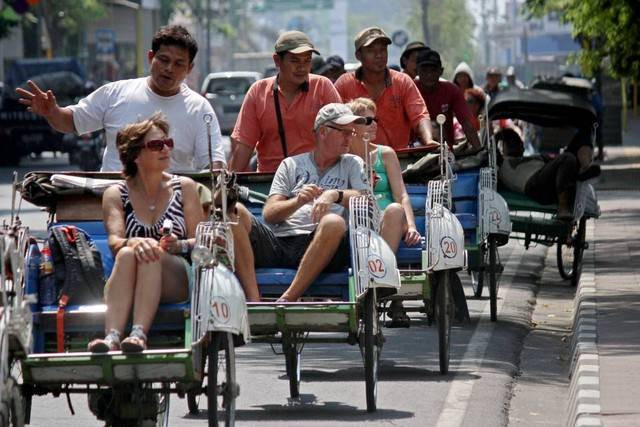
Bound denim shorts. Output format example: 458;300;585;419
248;216;349;272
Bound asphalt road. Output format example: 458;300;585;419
1;153;550;427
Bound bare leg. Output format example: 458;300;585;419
557;191;572;218
577;145;593;172
104;247;137;335
229;203;261;301
380;203;408;252
280;213;346;301
130;253;163;334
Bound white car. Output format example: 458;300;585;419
201;71;262;135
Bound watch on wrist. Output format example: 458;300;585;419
335;190;344;204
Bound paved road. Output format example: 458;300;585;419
2;154;553;426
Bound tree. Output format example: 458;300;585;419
39;0;105;57
0;6;21;40
408;0;476;74
524;0;640;79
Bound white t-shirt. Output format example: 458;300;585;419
69;77;225;172
268;152;368;237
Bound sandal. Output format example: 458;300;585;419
88;329;121;353
385;301;411;328
121;325;147;353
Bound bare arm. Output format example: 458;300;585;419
461;118;482;149
228;139;254;172
415;117;437;147
16;80;75;133
102;185;129;254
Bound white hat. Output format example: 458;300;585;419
314;103;365;131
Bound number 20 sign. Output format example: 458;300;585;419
440;236;458;258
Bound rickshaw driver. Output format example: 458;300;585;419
15;25;226;172
228;31;341;172
415;49;482;150
334;27;437;150
229;103;369;302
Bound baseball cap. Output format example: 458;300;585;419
400;41;428;68
314;55;345;75
416;49;442;68
275;31;320;54
506;66;515;76
354;27;392;51
486;67;502;76
314;103;366;131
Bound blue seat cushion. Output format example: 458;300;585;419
256;268;350;300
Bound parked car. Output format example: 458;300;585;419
200;71;262;135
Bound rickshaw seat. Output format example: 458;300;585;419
255;268;351;300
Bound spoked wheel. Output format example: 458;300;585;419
155;389;170;427
207;332;237;427
0;376;25;427
362;289;379;412
470;268;484;298
283;336;301;399
557;218;587;286
487;235;499;322
435;270;454;375
187;389;200;415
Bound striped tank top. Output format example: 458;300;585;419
118;176;188;240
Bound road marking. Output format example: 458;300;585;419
435;243;525;427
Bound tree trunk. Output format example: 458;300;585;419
420;0;430;44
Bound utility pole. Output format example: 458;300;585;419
206;0;211;74
482;0;489;66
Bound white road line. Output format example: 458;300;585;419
435;243;526;427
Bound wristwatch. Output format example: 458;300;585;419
335;190;344;204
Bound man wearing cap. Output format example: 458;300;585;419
319;55;346;83
505;66;525;89
229;30;342;172
484;67;502;99
334;27;435;151
416;49;481;149
229;103;369;302
400;41;428;80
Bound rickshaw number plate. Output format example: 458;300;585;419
489;208;502;224
367;254;387;279
211;297;231;324
440;236;458;258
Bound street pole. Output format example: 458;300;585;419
206;0;211;75
136;6;143;76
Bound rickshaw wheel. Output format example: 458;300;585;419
471;268;484;298
557;218;587;286
187;390;199;414
488;236;499;322
0;376;24;427
207;332;236;427
284;338;301;399
363;290;378;412
435;270;453;375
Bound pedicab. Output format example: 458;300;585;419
1;173;34;426
236;120;402;413
14;115;249;426
489;88;601;287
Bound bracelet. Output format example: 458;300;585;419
335;190;344;204
180;239;189;254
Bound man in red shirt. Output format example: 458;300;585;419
400;41;428;80
335;27;435;151
229;31;341;172
415;49;481;149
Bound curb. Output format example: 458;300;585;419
566;221;602;427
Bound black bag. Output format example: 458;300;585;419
48;225;105;305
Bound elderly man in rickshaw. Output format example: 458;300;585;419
229;103;369;302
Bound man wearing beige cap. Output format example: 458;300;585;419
229;30;342;172
335;27;435;151
229;103;368;302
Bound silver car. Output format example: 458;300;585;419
201;71;262;135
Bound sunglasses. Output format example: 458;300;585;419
363;116;378;125
324;125;357;137
144;138;174;151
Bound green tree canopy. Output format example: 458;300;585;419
39;0;105;56
524;0;640;79
0;6;21;40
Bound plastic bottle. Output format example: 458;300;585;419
39;241;57;306
25;238;41;299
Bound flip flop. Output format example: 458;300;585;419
120;336;147;353
88;337;120;353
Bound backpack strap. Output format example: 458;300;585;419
74;231;104;298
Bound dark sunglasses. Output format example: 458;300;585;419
144;138;174;151
363;116;379;125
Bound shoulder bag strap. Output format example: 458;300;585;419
273;76;288;158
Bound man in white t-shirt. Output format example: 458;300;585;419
16;25;225;172
229;103;368;302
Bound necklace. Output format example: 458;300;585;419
140;179;164;211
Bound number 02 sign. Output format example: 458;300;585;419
367;254;387;279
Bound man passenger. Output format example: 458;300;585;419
230;104;368;302
334;27;435;150
229;31;342;172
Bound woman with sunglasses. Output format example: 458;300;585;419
347;98;421;326
88;112;205;352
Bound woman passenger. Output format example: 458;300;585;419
88;113;204;353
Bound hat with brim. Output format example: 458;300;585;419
400;41;428;68
314;103;366;131
486;67;502;76
355;27;392;51
316;55;345;75
416;49;442;68
275;31;320;55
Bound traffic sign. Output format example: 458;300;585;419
392;30;409;47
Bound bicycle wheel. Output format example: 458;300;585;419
155;389;170;427
363;290;378;412
488;236;498;322
471;267;484;298
435;270;453;375
570;218;587;287
284;338;301;399
207;332;237;427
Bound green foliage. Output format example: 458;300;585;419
0;6;21;40
523;0;640;79
40;0;106;56
407;0;476;74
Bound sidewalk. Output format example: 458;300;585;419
568;113;640;426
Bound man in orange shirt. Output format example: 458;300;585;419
335;27;435;151
229;31;342;172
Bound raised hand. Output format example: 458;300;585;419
16;80;59;117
